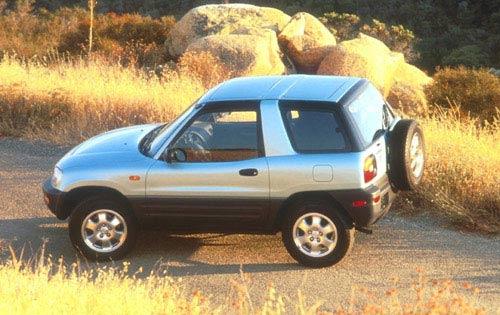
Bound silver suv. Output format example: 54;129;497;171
42;75;425;267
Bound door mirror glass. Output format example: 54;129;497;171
166;148;187;163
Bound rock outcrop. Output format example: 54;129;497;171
317;34;404;96
278;12;336;73
168;4;291;57
387;63;433;115
185;29;287;77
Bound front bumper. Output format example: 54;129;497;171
42;179;68;220
329;175;397;228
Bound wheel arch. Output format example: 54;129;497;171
62;186;134;219
272;191;354;231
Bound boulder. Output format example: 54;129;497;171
184;29;287;77
317;34;404;96
386;83;428;116
393;63;432;86
168;4;291;57
387;63;432;115
278;12;336;73
317;33;432;115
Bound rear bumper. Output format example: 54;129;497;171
42;178;69;220
329;175;396;228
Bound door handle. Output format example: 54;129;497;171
239;168;258;176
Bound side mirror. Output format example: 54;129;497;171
166;148;187;163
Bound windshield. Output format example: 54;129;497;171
144;103;198;156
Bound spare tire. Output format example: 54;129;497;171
388;119;425;191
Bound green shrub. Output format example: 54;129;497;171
0;2;85;59
425;67;500;122
361;19;417;62
58;13;175;51
58;13;175;66
0;1;175;67
442;45;490;68
318;12;360;41
319;11;418;62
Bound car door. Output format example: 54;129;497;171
143;101;270;230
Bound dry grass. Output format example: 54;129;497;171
0;56;205;143
400;108;500;234
0;247;212;314
0;247;486;315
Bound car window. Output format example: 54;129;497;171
347;84;385;146
172;110;259;162
282;107;347;152
146;103;197;156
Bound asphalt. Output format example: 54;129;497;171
0;137;499;312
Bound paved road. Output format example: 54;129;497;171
0;138;499;312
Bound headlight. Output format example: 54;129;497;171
51;167;63;189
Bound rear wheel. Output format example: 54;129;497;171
388;119;425;191
282;199;354;268
69;196;137;261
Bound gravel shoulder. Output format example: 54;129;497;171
0;138;499;312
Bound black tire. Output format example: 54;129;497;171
282;199;355;268
388;119;425;191
69;195;138;261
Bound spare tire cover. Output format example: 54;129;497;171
387;119;425;191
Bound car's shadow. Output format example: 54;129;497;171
0;216;305;278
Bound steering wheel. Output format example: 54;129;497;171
183;130;207;150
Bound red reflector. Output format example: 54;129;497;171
129;175;141;181
352;200;367;208
373;195;381;203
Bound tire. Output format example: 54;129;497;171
69;195;138;261
282;199;355;268
388;119;425;191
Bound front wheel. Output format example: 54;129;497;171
282;199;355;268
69;196;138;261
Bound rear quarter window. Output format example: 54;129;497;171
280;104;348;153
347;84;385;146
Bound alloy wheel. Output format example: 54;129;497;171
80;209;128;253
292;212;338;258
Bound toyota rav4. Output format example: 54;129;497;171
42;75;425;267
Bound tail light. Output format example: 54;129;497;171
364;154;377;183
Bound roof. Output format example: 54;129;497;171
198;75;362;103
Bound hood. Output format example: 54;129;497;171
57;124;159;169
70;124;159;156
